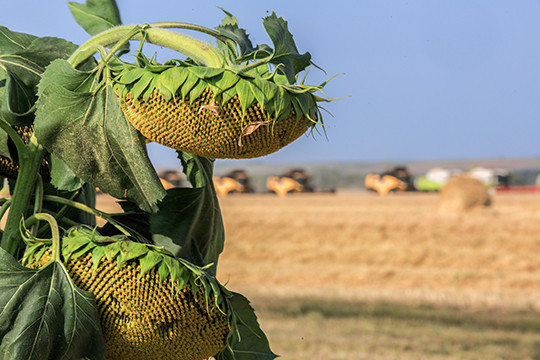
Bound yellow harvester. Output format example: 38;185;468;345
266;168;315;197
213;169;254;196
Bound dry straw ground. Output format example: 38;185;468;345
215;191;540;360
217;191;540;310
96;190;540;359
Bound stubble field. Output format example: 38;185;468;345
214;191;540;360
97;190;540;359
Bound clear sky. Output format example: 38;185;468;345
2;1;540;167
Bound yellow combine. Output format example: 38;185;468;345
364;166;414;196
364;174;407;196
267;168;314;197
213;169;254;196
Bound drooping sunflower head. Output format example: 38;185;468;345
63;10;336;160
24;227;235;360
113;63;322;159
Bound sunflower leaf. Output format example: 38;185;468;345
35;59;166;213
0;247;105;360
68;0;123;36
0;31;79;126
262;13;312;84
215;293;277;360
158;67;188;97
1;71;35;126
0;26;37;55
215;8;255;58
150;153;224;274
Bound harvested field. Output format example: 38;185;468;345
217;191;540;310
95;191;540;359
215;191;540;359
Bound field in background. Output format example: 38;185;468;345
96;191;540;359
215;191;540;359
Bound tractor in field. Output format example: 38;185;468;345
266;168;316;197
213;169;254;196
365;166;415;196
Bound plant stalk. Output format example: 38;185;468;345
31;175;43;237
43;195;132;237
68;24;227;68
0;136;44;256
27;213;61;261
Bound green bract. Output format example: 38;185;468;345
112;63;321;127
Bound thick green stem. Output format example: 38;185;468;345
68;24;227;68
0;136;44;256
151;22;238;57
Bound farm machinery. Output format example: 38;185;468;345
213;169;254;196
414;166;517;192
265;168;335;197
364;166;415;195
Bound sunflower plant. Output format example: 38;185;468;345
0;0;335;359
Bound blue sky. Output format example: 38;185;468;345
2;1;540;167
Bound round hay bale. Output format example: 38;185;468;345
437;175;491;214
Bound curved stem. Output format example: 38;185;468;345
0;121;26;155
49;187;84;225
150;22;237;57
151;22;233;44
233;55;273;75
25;213;61;261
68;24;227;68
30;209;80;236
43;195;131;237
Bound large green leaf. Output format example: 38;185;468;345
68;0;122;36
0;36;79;88
0;247;105;360
216;293;277;360
98;201;153;244
0;30;79;126
35;59;166;212
1;71;36;125
49;154;84;192
150;152;224;273
0;26;37;55
262;13;312;84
